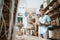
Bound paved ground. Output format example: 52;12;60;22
16;35;50;40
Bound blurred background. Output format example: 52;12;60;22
0;0;60;40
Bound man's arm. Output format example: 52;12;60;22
44;22;51;26
38;22;51;26
39;15;51;26
44;15;51;26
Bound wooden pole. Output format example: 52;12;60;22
8;0;15;40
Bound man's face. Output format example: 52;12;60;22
40;10;44;15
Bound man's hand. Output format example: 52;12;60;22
44;22;51;26
37;22;43;26
39;22;43;26
36;22;51;27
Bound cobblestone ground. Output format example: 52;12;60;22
16;35;50;40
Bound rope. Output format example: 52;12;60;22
0;0;8;40
1;14;8;39
0;13;8;38
0;0;4;36
0;19;3;35
0;0;15;40
4;3;11;12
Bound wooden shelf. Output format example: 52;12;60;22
50;13;57;17
51;14;58;20
45;4;60;15
45;9;53;14
44;0;57;12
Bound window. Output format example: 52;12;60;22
17;17;23;23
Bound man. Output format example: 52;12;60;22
37;9;51;40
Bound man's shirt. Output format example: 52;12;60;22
38;15;51;34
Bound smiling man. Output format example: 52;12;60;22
37;9;51;40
